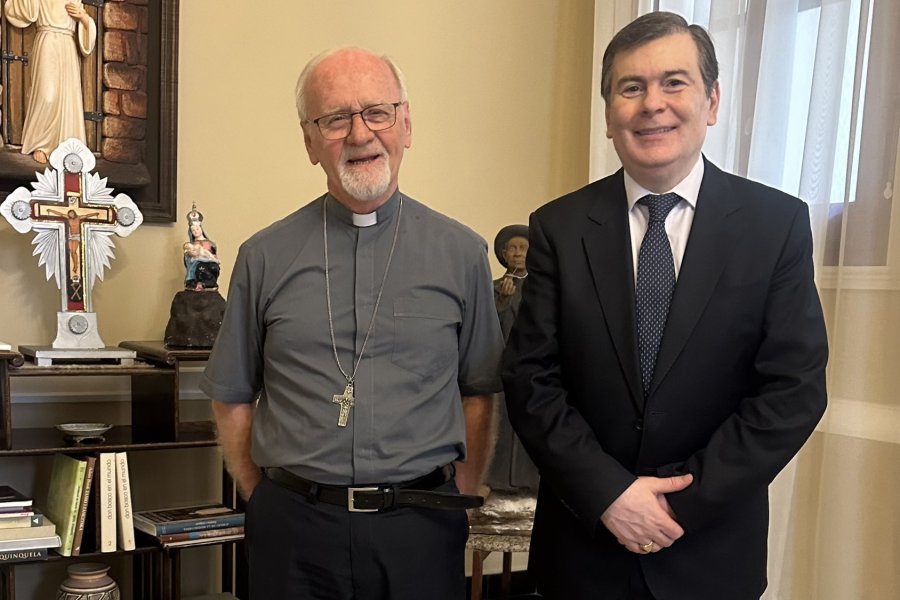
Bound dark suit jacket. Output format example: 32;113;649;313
502;159;828;600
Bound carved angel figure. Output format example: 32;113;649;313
4;0;97;163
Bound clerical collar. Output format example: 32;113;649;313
325;191;402;228
353;212;377;227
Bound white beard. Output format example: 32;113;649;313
338;152;392;203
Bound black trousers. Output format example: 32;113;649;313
537;559;657;600
627;560;657;600
245;475;469;600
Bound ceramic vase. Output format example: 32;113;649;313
56;563;120;600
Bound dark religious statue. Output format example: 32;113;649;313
164;203;225;348
485;224;539;493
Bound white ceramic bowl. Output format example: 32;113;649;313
56;422;113;442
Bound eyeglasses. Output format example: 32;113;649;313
309;102;403;140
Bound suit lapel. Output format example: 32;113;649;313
583;172;644;412
650;160;744;395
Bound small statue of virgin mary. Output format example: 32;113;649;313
164;202;226;347
182;204;221;291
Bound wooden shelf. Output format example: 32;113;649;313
6;543;162;567
135;530;245;550
0;351;24;368
7;359;161;377
0;421;217;456
0;341;241;599
119;340;211;365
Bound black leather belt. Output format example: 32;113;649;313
265;465;483;512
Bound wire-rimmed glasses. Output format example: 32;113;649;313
309;102;403;140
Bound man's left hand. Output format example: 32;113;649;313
600;474;693;554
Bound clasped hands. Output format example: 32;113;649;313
600;474;693;555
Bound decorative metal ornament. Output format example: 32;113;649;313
67;314;90;335
10;200;30;220
63;152;84;174
117;206;136;227
187;203;203;225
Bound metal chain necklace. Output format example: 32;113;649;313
323;195;403;427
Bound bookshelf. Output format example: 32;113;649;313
0;343;244;600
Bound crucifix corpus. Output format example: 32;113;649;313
332;383;355;427
1;138;143;362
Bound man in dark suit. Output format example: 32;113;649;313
502;11;828;600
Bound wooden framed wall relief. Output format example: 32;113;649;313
0;0;178;223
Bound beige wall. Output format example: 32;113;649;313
0;0;594;347
2;2;596;596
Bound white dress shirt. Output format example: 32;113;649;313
625;156;705;282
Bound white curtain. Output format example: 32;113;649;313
592;1;900;597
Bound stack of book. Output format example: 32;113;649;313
133;504;244;548
0;485;61;564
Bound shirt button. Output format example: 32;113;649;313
633;418;644;431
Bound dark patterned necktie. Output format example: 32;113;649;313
635;193;681;396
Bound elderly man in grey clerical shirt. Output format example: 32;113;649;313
200;47;504;600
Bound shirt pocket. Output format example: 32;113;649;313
392;296;460;379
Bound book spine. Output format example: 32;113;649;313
156;526;245;543
71;455;96;556
137;514;245;535
0;505;33;514
0;535;60;552
99;452;117;553
0;523;56;542
0;510;35;518
60;459;87;556
0;513;43;529
115;451;136;551
0;548;47;564
161;533;245;548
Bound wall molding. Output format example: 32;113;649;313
816;267;900;290
816;396;900;445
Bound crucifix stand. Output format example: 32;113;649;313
1;139;144;365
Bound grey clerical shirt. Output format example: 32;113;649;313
200;191;504;485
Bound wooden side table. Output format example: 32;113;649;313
467;492;536;600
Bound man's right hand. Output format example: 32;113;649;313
211;400;262;502
238;469;263;501
599;474;693;554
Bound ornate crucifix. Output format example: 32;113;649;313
1;138;143;349
32;172;117;312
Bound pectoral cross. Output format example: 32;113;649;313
332;382;355;427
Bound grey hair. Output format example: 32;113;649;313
294;47;409;123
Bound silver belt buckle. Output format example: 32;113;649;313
347;486;380;512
